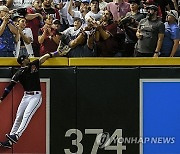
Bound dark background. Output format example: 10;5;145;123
1;66;180;154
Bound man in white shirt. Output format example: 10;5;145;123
67;0;81;26
85;0;103;23
68;0;89;26
11;0;33;9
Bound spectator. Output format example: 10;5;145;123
126;0;144;26
135;5;165;57
160;10;180;57
38;15;61;56
85;0;103;26
95;10;124;56
84;28;97;54
139;0;162;19
11;0;33;9
52;19;61;32
61;17;95;57
11;13;19;26
139;0;147;15
74;0;81;9
99;0;107;11
0;0;6;6
56;1;69;31
122;0;145;57
68;0;83;24
154;0;172;22
42;0;61;20
15;16;34;57
80;0;90;22
68;0;89;25
26;0;44;57
168;0;178;11
173;0;179;11
67;0;81;26
107;0;130;21
0;6;17;57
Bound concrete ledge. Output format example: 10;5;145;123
0;57;69;66
69;57;180;66
1;57;180;66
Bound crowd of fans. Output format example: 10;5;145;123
0;0;180;57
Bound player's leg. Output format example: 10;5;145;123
15;93;42;138
10;94;30;135
1;95;30;148
0;140;13;149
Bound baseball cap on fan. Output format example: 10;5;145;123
17;55;28;65
128;0;140;5
0;0;7;5
146;5;158;11
82;0;89;3
53;19;61;24
166;10;179;20
74;17;83;23
0;5;9;12
90;0;99;3
17;7;27;17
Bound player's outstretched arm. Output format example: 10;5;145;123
39;53;51;65
39;51;60;65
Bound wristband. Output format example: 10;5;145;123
53;51;59;56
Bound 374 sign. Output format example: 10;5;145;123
64;129;126;154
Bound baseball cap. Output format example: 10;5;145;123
146;5;158;11
17;8;27;17
53;19;61;24
32;0;41;3
166;10;178;20
145;0;154;5
90;0;99;3
129;0;140;5
74;17;83;23
11;12;21;21
75;0;81;2
0;6;9;12
0;0;6;4
82;0;89;3
17;55;28;65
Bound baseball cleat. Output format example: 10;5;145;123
0;140;13;149
6;134;18;144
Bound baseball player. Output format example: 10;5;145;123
0;51;59;148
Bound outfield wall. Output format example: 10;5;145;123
0;58;180;154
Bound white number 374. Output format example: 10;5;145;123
64;129;126;154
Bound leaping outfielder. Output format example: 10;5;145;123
0;49;66;148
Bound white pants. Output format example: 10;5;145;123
10;91;42;137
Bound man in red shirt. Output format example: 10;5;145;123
38;15;61;56
26;0;44;57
